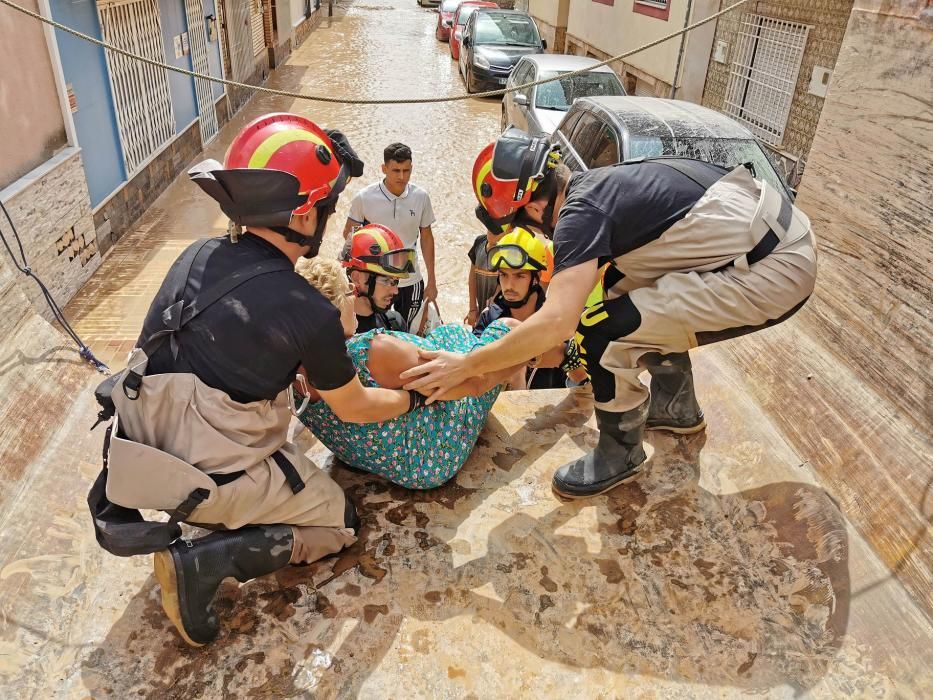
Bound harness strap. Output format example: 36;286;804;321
209;470;246;486
272;451;306;494
123;239;293;399
166;487;211;524
746;229;780;266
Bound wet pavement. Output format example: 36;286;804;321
0;1;931;697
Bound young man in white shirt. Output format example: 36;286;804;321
342;143;437;331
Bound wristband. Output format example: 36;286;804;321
407;390;426;413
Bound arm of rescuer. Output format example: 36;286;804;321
296;336;515;415
293;302;425;423
401;259;600;402
366;332;525;400
317;376;414;423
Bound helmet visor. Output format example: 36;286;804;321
359;247;416;275
490;244;545;271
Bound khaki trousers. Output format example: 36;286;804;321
111;364;355;563
575;167;817;413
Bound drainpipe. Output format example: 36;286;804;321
670;0;694;99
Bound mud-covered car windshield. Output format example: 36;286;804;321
628;136;789;197
536;72;624;111
474;15;540;46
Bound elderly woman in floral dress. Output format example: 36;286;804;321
292;257;540;489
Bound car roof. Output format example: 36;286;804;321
521;54;616;74
475;9;533;17
575;96;757;140
456;1;496;13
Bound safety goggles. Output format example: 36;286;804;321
357;247;417;275
370;274;400;288
489;244;545;272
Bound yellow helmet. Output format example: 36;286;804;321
489;227;551;275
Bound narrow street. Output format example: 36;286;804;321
65;1;502;359
0;1;929;697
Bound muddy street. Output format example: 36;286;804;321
0;0;925;697
67;0;502;351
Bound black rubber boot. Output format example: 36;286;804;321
153;525;294;646
643;352;706;434
552;400;649;499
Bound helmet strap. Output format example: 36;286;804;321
364;273;388;311
499;275;541;309
539;192;558;240
350;271;389;313
270;201;332;258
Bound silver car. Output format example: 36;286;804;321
551;96;795;200
502;54;625;135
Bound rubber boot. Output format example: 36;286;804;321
153;525;294;646
643;352;706;434
552;400;649;499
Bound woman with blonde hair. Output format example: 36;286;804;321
293;256;532;489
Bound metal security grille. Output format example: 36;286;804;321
222;0;254;81
98;0;176;174
634;78;655;97
723;14;810;146
184;0;220;144
250;0;264;56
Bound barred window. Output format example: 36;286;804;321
97;0;176;174
723;14;810;146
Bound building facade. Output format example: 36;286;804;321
0;0;322;321
701;0;855;184
760;0;933;619
527;0;720;103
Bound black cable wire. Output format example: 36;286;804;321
0;199;110;374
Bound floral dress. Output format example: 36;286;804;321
297;320;511;489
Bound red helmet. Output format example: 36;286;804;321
189;113;363;233
225;113;342;215
473;128;561;230
341;224;415;279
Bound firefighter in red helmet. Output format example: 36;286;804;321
341;223;415;333
404;127;817;500
91;114;433;647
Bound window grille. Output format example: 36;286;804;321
184;0;220;144
250;0;265;56
723;14;810;146
223;0;255;82
98;0;176;175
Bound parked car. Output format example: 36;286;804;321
449;1;497;62
418;0;441;7
435;0;462;41
459;9;546;94
502;54;625;135
551;96;794;199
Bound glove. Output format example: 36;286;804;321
560;339;583;374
